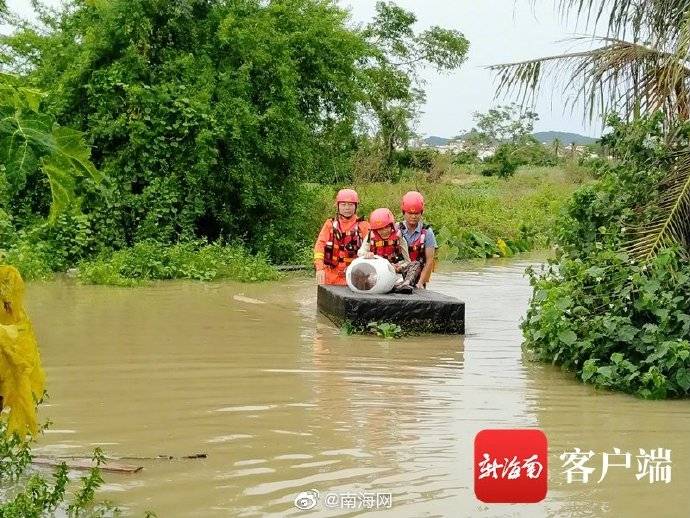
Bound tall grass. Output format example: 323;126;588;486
310;165;589;260
2;165;587;283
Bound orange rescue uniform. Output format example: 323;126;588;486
314;216;370;285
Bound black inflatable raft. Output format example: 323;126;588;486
317;285;465;334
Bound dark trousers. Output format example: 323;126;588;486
396;260;423;287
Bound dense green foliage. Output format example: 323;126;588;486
522;115;690;398
0;71;104;280
3;0;370;253
0;73;101;224
0;71;100;247
0;0;468;275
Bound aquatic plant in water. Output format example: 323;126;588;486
367;322;404;339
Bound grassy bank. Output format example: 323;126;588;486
1;164;588;285
307;164;590;261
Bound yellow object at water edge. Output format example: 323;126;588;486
0;265;45;436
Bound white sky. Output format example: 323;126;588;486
344;0;603;138
6;0;602;138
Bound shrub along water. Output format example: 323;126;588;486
0;420;113;516
77;241;280;286
2;165;582;284
522;114;690;399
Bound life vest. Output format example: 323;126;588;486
323;217;363;267
369;228;405;263
400;222;429;264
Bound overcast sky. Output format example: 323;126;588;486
5;0;602;138
343;0;603;138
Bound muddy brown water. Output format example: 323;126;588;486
24;258;690;517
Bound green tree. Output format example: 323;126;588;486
360;1;469;172
469;103;539;151
1;0;470;260
2;0;371;260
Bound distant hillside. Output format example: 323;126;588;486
420;131;596;147
532;131;597;145
424;136;450;146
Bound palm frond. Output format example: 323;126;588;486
516;1;690;262
626;150;690;260
556;0;690;41
490;37;690;123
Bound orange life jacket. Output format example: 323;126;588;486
369;228;405;263
323;217;363;267
400;222;429;264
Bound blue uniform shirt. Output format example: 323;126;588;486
399;221;437;249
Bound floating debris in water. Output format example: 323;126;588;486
233;294;266;305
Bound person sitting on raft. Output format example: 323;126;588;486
399;191;437;288
314;188;370;286
358;208;421;294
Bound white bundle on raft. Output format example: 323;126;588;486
346;256;398;294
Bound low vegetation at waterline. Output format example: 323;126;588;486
1;165;588;284
340;321;405;339
77;241;281;286
0;420;114;516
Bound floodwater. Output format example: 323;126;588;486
25;257;690;517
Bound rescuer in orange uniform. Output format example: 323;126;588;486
399;191;437;288
313;189;370;285
358;207;419;294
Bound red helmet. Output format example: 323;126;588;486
401;191;424;213
335;188;359;204
369;208;395;230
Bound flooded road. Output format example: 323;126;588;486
26;258;690;517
